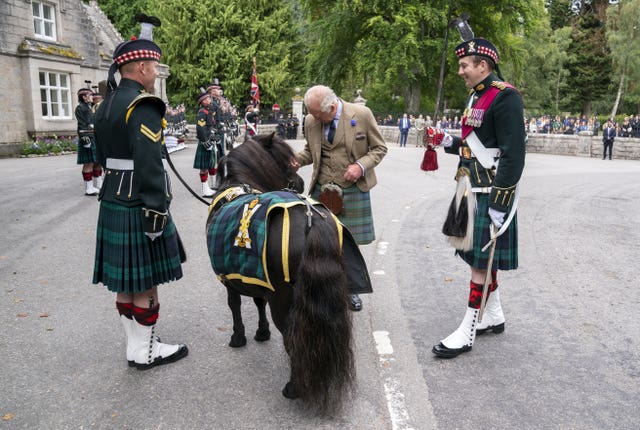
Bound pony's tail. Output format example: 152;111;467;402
286;214;355;414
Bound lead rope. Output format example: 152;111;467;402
164;148;211;206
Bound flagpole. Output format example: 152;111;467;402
251;57;260;109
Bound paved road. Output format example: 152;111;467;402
1;141;638;429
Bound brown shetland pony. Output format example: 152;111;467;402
206;133;357;414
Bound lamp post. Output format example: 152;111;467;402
434;10;474;125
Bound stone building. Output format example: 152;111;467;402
0;0;169;156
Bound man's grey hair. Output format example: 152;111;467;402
304;85;338;113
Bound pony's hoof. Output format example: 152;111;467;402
282;381;299;399
254;329;271;342
229;334;247;348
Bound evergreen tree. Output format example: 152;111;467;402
95;0;149;38
562;0;612;116
606;0;640;117
301;0;545;115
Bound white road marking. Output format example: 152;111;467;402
373;330;414;430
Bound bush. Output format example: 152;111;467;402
21;135;77;156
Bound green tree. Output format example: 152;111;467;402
95;0;149;38
562;0;613;116
606;0;640;118
546;0;573;30
301;0;546;116
142;0;304;111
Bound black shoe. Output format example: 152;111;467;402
135;345;189;370
476;322;505;335
349;294;363;312
432;342;471;358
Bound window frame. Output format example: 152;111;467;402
39;70;72;120
32;1;57;41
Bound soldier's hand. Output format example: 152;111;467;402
488;207;506;228
201;140;213;150
80;136;92;148
441;133;453;147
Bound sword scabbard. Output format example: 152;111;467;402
478;226;498;323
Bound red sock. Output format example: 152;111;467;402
490;270;499;292
200;173;208;182
82;171;93;181
132;304;160;326
116;302;133;319
93;168;102;178
467;281;485;309
208;168;217;176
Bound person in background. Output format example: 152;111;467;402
398;113;411;147
194;91;217;197
244;105;259;141
75;88;102;195
602;119;616;160
414;114;425;147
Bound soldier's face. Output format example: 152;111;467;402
458;57;486;88
141;61;159;93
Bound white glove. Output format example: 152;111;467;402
441;133;453;148
145;231;163;241
488;207;506;228
81;136;92;148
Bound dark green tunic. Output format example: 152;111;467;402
92;78;185;293
193;105;216;170
445;73;526;270
75;101;97;164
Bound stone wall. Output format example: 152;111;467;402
375;126;640;160
197;124;640;162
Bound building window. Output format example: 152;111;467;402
33;1;57;41
39;71;71;119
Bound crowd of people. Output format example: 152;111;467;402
525;114;640;137
374;111;640;144
276;113;301;139
377;114;462;131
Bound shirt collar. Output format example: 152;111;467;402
334;99;343;123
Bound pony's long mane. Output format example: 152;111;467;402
218;133;294;192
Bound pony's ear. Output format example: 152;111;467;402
262;131;275;149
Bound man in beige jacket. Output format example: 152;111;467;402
294;85;387;311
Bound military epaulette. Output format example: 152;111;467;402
491;81;507;90
125;93;166;124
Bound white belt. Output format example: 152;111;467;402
471;187;492;194
106;158;168;170
465;131;501;168
106;158;133;170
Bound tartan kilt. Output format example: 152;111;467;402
92;201;186;293
193;144;216;170
76;141;97;164
457;193;518;270
312;183;375;245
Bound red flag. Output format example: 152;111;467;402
250;57;260;107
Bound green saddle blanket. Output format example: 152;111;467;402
207;187;373;295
